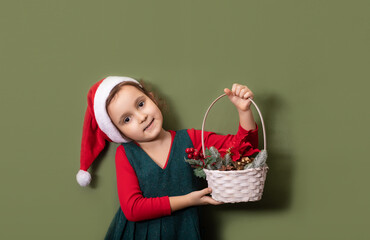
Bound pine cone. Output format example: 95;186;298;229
219;165;227;171
235;161;244;170
226;165;235;171
241;157;253;164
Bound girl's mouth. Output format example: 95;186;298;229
144;119;154;131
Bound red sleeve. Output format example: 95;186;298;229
115;145;172;222
187;122;260;157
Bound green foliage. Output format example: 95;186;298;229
204;148;212;157
185;158;203;166
204;157;217;170
224;153;231;166
209;146;220;158
254;149;268;167
208;146;222;169
244;162;254;169
193;167;206;178
244;150;268;169
214;159;223;169
206;164;215;170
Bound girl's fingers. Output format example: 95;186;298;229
239;88;247;98
235;85;241;95
200;188;212;196
203;196;223;205
230;84;251;95
232;84;237;93
229;84;253;100
238;87;252;99
243;91;254;99
197;188;223;205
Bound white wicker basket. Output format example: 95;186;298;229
201;94;268;203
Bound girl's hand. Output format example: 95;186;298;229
187;188;223;206
224;83;254;112
169;188;223;212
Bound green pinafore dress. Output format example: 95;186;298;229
105;129;202;240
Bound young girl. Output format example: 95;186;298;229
77;76;260;240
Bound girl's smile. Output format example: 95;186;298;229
144;118;154;131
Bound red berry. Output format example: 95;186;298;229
200;152;204;158
193;151;200;157
185;148;192;153
187;153;193;159
189;148;194;153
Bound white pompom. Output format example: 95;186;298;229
76;170;91;187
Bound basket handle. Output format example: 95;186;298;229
201;94;267;157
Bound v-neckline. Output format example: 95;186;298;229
133;130;176;170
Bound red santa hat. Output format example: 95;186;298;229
77;76;141;187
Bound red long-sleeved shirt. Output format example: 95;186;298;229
115;123;259;222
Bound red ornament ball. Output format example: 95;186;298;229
185;148;194;153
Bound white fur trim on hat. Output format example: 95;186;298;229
76;170;92;187
94;76;141;143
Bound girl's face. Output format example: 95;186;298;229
107;85;164;143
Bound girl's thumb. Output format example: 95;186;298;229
224;88;232;96
202;188;212;195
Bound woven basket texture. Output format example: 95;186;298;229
204;165;269;203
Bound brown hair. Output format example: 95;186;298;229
105;79;167;138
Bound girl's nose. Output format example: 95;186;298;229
137;112;148;123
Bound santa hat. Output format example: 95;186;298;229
76;76;141;187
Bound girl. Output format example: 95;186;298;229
77;76;260;240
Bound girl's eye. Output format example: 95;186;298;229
124;117;131;123
138;101;145;107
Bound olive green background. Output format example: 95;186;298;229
1;0;369;239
